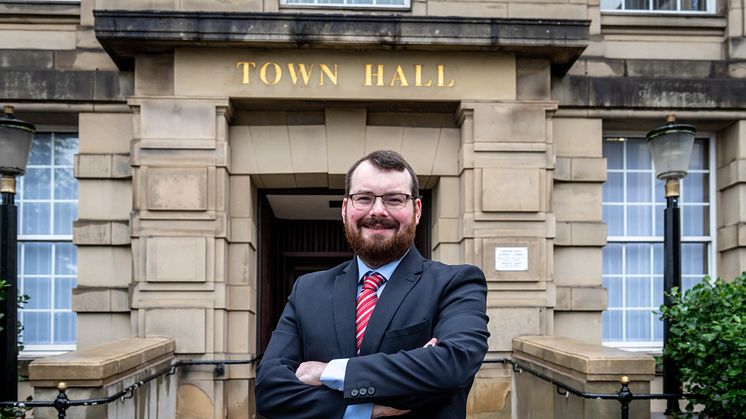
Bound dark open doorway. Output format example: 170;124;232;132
256;189;431;354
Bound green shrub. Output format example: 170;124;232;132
659;274;746;419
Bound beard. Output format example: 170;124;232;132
344;213;417;267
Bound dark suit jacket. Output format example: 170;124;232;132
255;247;490;419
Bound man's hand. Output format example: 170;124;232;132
295;361;327;386
371;405;411;418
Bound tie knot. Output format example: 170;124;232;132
362;272;385;291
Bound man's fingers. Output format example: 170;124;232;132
423;337;438;348
371;405;412;418
294;361;326;386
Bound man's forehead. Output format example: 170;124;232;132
349;162;411;188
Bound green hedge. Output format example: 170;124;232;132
659;274;746;419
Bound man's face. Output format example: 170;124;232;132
342;161;422;267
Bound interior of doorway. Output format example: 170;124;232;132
256;188;431;353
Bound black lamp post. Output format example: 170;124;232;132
0;105;35;403
646;114;695;415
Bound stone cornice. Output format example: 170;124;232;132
93;10;589;74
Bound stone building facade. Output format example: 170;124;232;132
2;0;746;417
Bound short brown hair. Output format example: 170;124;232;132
345;150;419;198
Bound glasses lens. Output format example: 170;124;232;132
383;194;407;209
351;193;374;209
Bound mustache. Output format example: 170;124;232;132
358;217;399;229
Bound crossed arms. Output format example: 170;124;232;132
255;265;489;419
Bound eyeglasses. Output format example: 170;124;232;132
347;193;416;210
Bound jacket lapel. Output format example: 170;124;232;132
359;247;424;355
333;262;358;357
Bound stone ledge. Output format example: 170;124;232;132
73;220;131;245
554;157;607;182
29;337;175;386
717;223;746;251
94;10;589;74
72;287;130;313
75;154;132;179
512;335;655;379
717;158;746;190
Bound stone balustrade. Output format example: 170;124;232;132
512;335;656;419
28;337;176;419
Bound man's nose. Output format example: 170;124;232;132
368;196;389;216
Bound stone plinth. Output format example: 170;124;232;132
512;335;655;419
29;337;176;419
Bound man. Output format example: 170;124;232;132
256;150;489;418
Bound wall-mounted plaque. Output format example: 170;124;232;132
495;247;529;272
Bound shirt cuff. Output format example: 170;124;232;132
320;358;348;391
342;403;374;419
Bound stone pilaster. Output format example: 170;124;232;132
717;120;746;281
552;117;607;344
128;96;236;418
73;111;134;349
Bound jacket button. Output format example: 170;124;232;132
359;387;367;396
367;386;375;395
350;389;359;397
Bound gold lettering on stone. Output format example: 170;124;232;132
389;65;409;87
287;63;314;86
365;64;385;87
437;64;455;87
414;64;433;87
319;64;338;86
259;62;282;85
237;61;257;84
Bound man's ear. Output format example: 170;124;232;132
341;197;348;224
414;198;422;225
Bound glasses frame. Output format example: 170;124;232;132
346;193;418;210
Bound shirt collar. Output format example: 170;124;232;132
356;250;408;284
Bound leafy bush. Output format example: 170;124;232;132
659;274;746;418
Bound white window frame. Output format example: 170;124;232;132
18;127;78;356
601;131;716;353
280;0;410;10
601;0;716;14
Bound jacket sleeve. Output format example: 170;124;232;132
255;281;348;419
342;265;489;405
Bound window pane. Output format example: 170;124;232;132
626;243;651;274
54;203;77;235
653;316;663;341
653;244;663;274
604;139;624;169
604;173;624;202
653;275;663;307
627;139;652;169
28;134;52;165
54;134;78;166
627;205;653;236
625;310;652;341
626;277;652;308
23;243;52;275
54;278;75;310
654;177;666;203
625;0;650;9
23;312;52;345
654;204;664;236
681;0;707;11
55;243;77;275
54;312;76;344
603;310;623;341
23;168;51;199
22;202;51;235
682;205;708;236
682;172;707;203
604;205;624;236
23;277;52;309
654;0;675;10
682;243;706;275
604;277;623;307
603;244;623;274
54;168;77;200
627;173;652;202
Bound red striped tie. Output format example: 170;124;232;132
356;272;385;353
